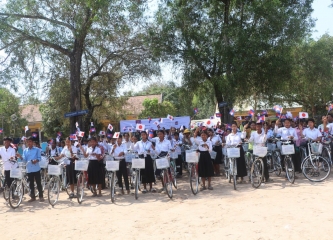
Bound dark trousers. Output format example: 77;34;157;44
4;170;14;188
176;155;183;175
262;157;269;181
116;160;129;190
27;171;43;198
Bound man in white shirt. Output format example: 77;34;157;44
122;133;132;151
0;137;16;190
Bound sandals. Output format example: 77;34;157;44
200;186;207;191
142;189;148;194
150;188;157;193
208;186;213;190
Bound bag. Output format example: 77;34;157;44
132;158;145;169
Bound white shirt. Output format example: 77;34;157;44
155;139;172;154
246;131;267;145
195;140;212;152
0;146;16;171
209;135;222;146
122;140;132;151
111;143;126;158
274;126;298;141
303;127;322;140
226;132;242;146
61;146;78;158
171;139;182;154
134;140;153;155
49;147;59;157
86;146;102;160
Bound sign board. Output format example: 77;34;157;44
120;116;191;132
218;102;228;108
64;109;89;118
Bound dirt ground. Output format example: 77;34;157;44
1;171;333;240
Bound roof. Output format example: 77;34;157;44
20;104;42;123
122;94;163;115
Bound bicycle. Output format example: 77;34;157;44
1;158;17;201
8;162;39;209
47;161;68;206
131;157;145;200
105;157;121;203
75;158;89;204
301;140;331;182
321;135;332;166
242;142;253;182
266;139;282;176
169;151;178;189
185;149;199;195
39;155;49;191
280;140;295;184
156;156;173;199
226;145;240;190
250;144;266;188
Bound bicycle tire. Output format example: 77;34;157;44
48;177;60;206
285;156;295;184
251;158;264;188
163;170;173;199
322;147;332;166
40;169;47;191
232;159;237;190
8;180;23;209
302;156;331;182
3;184;9;201
76;173;84;204
110;172;116;203
170;161;177;189
134;170;139;200
273;152;282;176
189;164;199;195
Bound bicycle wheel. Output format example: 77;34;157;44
8;180;23;209
76;173;84;204
233;159;237;190
189;164;199;195
48;177;60;206
110;172;116;203
170;161;177;189
302;156;331;182
3;184;10;201
273;152;282;176
163;170;173;199
134;170;139;200
40;169;47;191
251;158;264;188
285;156;295;184
322;147;332;166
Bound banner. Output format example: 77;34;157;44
120;116;191;132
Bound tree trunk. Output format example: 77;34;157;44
69;41;83;134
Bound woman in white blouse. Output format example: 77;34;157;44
80;137;103;197
225;122;247;183
207;129;223;176
194;129;214;190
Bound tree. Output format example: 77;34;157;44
0;88;27;138
284;35;333;117
0;0;157;133
148;0;314;123
138;98;177;119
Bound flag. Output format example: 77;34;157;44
69;134;77;141
167;114;174;120
78;131;85;137
0;128;2;133
113;132;120;138
149;129;154;138
237;116;242;120
329;104;333;111
276;113;280;117
21;136;26;141
248;109;254;116
108;124;113;131
210;116;214;119
90;127;96;133
216;129;223;134
107;133;112;138
159;118;163;123
299;112;309;119
205;119;213;128
261;110;268;116
57;132;62;137
273;105;283;114
49;139;53;144
194;108;198;114
56;136;60;142
128;128;133;132
257;116;265;123
136;124;145;131
91;122;94;126
148;117;152;123
25;126;29;133
281;114;286;119
32;133;38;138
216;112;221;118
76;122;80;132
190;124;195;130
286;111;293;119
229;109;235;116
226;124;232;129
99;131;105;136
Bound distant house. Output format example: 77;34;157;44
20;104;42;132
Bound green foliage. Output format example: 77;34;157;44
138;98;177;119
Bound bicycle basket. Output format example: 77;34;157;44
132;158;145;169
281;145;295;155
210;150;217;159
39;156;49;168
242;143;249;152
156;158;170;169
310;143;323;155
106;161;120;171
48;165;62;175
75;160;89;171
186;150;199;163
253;146;267;157
227;148;240;158
267;143;276;151
10;167;22;179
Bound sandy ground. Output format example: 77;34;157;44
1;171;333;240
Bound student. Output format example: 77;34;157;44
0;137;16;191
194;131;214;190
134;131;156;193
207;128;223;176
48;139;60;165
16;136;44;202
172;132;183;176
110;135;130;195
80;137;104;197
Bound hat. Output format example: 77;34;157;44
184;129;191;134
3;136;13;142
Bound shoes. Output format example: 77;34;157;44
96;194;102;197
127;190;130;195
265;179;273;183
39;197;45;202
28;198;36;202
121;190;125;195
208;186;213;190
158;188;165;193
142;189;147;194
151;188;157;193
200;186;207;191
69;193;74;198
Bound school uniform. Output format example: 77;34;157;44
209;135;223;164
172;139;183;175
134;140;155;184
195;140;214;178
61;146;78;184
86;146;103;185
226;132;247;178
0;146;16;188
112;143;129;190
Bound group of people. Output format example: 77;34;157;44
1;113;332;203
